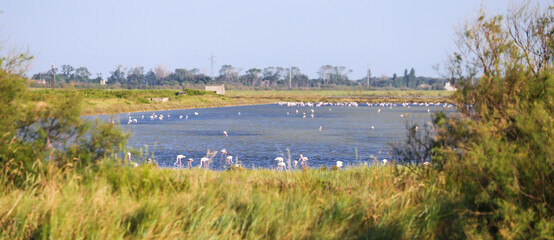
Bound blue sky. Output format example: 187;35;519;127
1;0;548;79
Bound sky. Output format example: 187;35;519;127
1;0;549;79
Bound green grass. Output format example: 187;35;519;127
27;89;453;115
0;163;457;239
227;90;450;98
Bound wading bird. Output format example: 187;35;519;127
277;161;286;170
187;158;194;168
336;161;343;169
223;131;228;136
175;154;186;167
200;157;209;169
127;152;138;167
226;155;233;164
220;149;228;160
299;154;308;167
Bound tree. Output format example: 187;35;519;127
392;73;400;88
93;72;103;83
366;68;372;87
74;66;91;83
126;66;144;86
402;69;409;87
154;65;170;82
219;65;239;83
408;68;416;88
429;4;553;238
1;49;127;186
262;67;280;86
317;65;332;84
144;70;157;86
61;64;74;83
245;68;261;86
108;65;126;85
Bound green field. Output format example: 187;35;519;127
28;88;452;115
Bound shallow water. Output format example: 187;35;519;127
89;103;453;169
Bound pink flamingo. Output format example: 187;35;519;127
299;154;308;167
221;149;228;161
174;154;185;167
200;157;209;169
277;161;286;170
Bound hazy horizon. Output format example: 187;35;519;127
2;0;549;80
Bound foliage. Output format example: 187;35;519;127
32;62;447;90
0;53;128;186
182;88;213;96
431;4;554;238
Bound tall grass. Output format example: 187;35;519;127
0;163;457;239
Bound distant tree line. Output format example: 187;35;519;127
31;64;447;90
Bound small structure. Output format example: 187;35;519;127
444;82;457;91
205;84;225;95
148;97;169;102
31;79;46;85
417;84;432;90
100;79;106;85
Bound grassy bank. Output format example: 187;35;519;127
0;163;457;239
28;89;453;115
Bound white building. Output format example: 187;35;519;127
444;82;457;91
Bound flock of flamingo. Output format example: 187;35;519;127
121;101;453;170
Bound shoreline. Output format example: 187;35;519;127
82;95;451;116
86;102;271;116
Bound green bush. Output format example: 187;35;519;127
0;54;128;187
183;88;212;96
429;5;554;238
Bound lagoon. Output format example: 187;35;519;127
91;103;452;169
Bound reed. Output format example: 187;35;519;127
0;162;457;239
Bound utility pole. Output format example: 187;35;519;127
289;64;292;88
366;62;371;88
367;67;370;87
209;54;216;80
51;64;56;89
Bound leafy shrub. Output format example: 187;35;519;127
0;53;128;186
183;88;212;96
430;5;554;238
